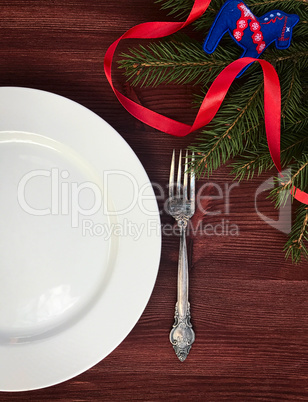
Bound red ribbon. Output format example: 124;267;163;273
104;0;308;205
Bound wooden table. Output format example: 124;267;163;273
0;1;307;400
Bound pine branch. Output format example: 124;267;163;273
155;0;222;25
230;102;308;179
263;43;308;70
284;204;308;263
118;34;240;87
231;128;308;181
283;157;308;196
249;0;307;13
118;35;307;91
269;155;308;209
189;72;265;176
117;0;308;262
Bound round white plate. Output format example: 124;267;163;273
0;87;161;391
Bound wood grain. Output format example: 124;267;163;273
0;0;307;399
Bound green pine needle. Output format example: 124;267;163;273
284;204;308;263
118;0;308;262
118;34;240;87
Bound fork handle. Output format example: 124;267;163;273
177;223;189;317
169;221;195;361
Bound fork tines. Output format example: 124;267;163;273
169;149;195;201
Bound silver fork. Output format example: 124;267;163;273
168;149;195;362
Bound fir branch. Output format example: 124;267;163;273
155;0;222;22
279;61;303;118
191;82;263;175
118;34;239;87
231;115;308;181
118;0;308;262
251;0;306;8
271;50;308;65
283;157;308;194
284;204;308;263
269;155;308;209
235;137;308;181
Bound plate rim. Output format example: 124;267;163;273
0;86;162;392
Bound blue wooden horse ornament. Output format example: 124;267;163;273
203;0;299;77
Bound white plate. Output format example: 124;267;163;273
0;87;161;391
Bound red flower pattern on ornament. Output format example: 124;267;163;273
250;21;260;31
257;42;266;53
233;29;243;40
252;32;263;43
237;19;248;29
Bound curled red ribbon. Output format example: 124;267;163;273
104;0;308;205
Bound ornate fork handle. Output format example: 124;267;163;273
168;150;195;361
169;217;195;362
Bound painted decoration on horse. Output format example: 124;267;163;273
203;0;299;76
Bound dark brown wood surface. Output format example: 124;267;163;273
0;1;307;400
